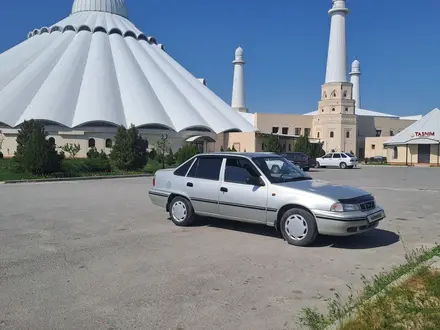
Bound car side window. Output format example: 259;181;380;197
333;153;341;158
187;157;223;181
341;153;347;158
174;158;195;177
323;154;331;158
224;158;260;185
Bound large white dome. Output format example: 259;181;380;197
0;0;255;134
72;0;128;18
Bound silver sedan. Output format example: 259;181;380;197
149;152;386;246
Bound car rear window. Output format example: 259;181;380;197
187;157;223;181
174;158;195;177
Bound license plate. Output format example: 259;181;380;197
368;211;385;223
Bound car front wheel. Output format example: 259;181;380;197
169;196;195;226
339;162;347;169
280;208;318;246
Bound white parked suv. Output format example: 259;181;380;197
316;152;358;169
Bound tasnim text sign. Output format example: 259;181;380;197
415;132;435;137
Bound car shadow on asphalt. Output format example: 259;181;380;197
192;217;400;249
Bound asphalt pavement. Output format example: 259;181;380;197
0;166;439;330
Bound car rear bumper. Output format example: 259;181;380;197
312;208;386;236
149;189;170;209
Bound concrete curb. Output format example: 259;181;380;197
1;174;153;184
325;255;440;330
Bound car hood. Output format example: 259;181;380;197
276;179;370;201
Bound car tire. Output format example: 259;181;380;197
339;162;347;169
280;208;318;247
169;196;195;227
303;167;310;172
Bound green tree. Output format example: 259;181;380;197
309;143;325;158
293;135;311;154
265;134;282;153
14;120;62;174
110;125;148;170
148;148;157;160
176;143;199;164
166;148;175;166
60;143;81;159
155;135;172;169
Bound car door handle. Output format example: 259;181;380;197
187;182;193;187
220;187;228;193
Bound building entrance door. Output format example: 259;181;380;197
418;144;431;164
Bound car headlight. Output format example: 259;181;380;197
330;202;360;212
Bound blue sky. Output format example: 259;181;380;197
0;0;439;116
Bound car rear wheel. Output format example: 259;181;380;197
339;162;347;169
280;208;318;246
169;196;195;226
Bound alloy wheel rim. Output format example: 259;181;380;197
172;201;187;222
285;214;308;241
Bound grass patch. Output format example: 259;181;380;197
339;266;440;330
298;245;440;330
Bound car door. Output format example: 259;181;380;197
218;157;268;224
331;153;342;167
185;156;224;217
321;154;332;166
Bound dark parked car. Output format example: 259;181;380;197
280;152;316;171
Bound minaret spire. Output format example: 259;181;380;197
350;59;361;109
325;0;349;83
231;46;247;113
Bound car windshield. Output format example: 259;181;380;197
252;157;312;184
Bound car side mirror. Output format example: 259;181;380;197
247;176;265;186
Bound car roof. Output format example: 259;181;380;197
197;152;280;158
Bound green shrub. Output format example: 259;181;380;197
14;120;62;174
84;157;111;173
110;125;148;170
86;147;100;159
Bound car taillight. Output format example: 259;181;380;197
153;177;156;187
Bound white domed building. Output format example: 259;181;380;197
0;0;255;158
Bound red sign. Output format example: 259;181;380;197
415;132;435;137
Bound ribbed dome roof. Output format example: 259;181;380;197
72;0;128;18
0;1;255;134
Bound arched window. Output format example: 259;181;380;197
345;108;349;112
331;90;337;98
332;108;336;112
48;137;55;145
346;131;350;138
323;92;328;99
88;138;96;148
393;146;398;159
343;91;348;98
321;108;324;113
317;132;320;139
330;131;334;138
105;138;113;148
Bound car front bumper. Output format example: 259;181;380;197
312;207;386;236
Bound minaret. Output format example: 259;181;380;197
325;0;349;83
349;59;361;109
314;0;357;154
231;46;247;113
